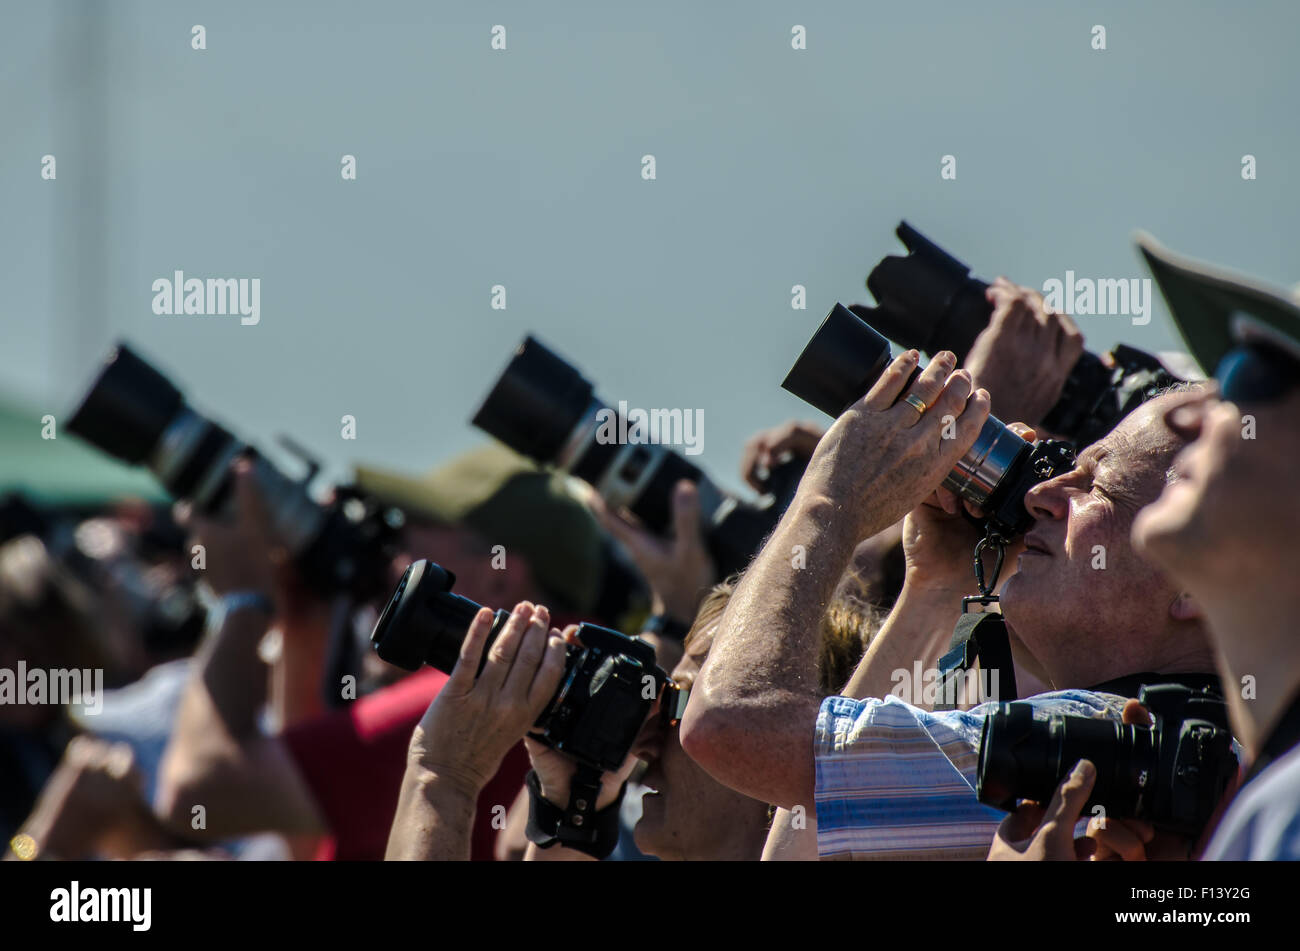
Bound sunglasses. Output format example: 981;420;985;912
1215;342;1300;404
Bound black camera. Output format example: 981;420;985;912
855;222;1182;447
977;684;1238;835
67;343;405;603
471;335;805;579
782;303;1076;539
371;559;684;773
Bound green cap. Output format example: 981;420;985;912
353;444;604;613
1136;231;1300;375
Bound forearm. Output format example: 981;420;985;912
842;581;963;701
272;607;334;727
683;493;855;806
386;766;479;861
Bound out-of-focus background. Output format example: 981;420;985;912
3;0;1298;498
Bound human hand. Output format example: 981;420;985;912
986;759;1097;861
1086;700;1196;860
901;423;1036;591
965;278;1083;430
523;626;643;810
407;602;567;798
589;480;715;620
798;349;992;542
739;420;824;492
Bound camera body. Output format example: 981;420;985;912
471;336;804;579
782;303;1076;538
67;343;405;603
371;559;680;773
858;222;1182;446
977;684;1238;835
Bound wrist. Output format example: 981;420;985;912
406;762;487;804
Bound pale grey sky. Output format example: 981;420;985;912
3;0;1298;495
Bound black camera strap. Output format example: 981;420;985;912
935;533;1018;710
524;765;626;860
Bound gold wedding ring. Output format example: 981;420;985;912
902;393;928;416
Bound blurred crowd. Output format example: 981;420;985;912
4;231;1298;863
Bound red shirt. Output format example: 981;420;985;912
282;668;528;860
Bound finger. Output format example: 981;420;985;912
446;607;496;693
1121;698;1153;728
1087;816;1149;862
947;387;993;455
933;486;961;515
477;602;536;694
998;800;1048;844
561;623;582;646
739;434;768;490
891;351;957;426
1040;760;1096;839
1074;836;1098;860
919;367;974;436
670;481;702;553
527;633;569;711
501;606;551;703
1006;422;1038;442
1053;309;1085;364
860;349;920;411
592;498;654;561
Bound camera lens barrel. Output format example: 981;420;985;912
68;345;187;465
784;304;1043;521
472;336;597;463
370;560;512;673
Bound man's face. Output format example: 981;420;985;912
631;631;768;860
999;395;1192;686
1134;384;1300;589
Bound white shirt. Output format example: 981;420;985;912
1203;743;1300;860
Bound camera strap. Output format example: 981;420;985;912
524;765;626;860
935;533;1018;711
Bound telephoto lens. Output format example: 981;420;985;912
855;222;1180;446
371;560;685;773
976;685;1238;835
471;335;804;578
781;304;1076;539
67;343;402;602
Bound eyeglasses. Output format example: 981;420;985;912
1215;342;1300;404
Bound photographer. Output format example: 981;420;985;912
156;446;604;860
987;237;1300;860
682;344;1223;859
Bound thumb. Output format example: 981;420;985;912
1041;760;1096;838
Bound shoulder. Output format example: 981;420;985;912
1205;745;1300;861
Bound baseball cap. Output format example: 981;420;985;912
1136;231;1300;375
353;444;604;613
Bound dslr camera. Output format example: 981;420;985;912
783;303;1076;539
472;335;805;578
857;222;1183;447
371;559;685;773
977;684;1238;835
67;343;405;603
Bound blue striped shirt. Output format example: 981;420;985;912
814;690;1128;860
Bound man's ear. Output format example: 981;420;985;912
1169;591;1203;622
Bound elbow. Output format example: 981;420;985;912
679;692;737;777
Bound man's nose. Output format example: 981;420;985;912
1024;474;1070;522
631;716;665;763
1162;385;1216;442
